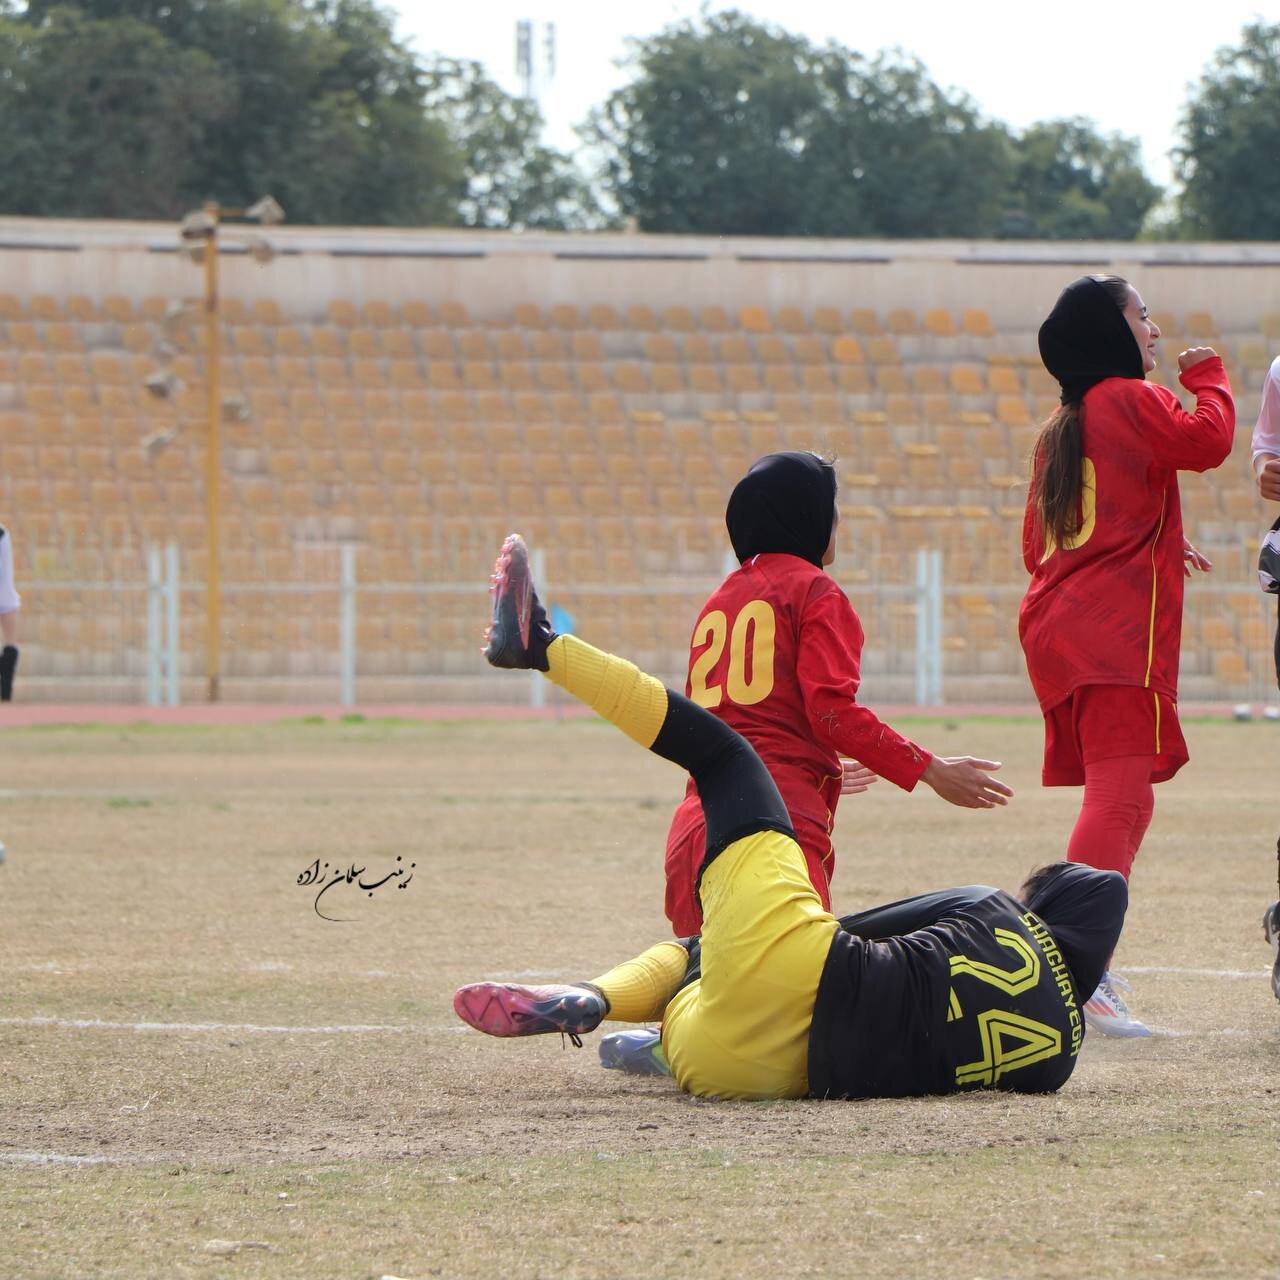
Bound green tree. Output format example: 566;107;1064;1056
422;58;604;230
0;0;466;225
1000;119;1160;239
0;7;229;218
1175;20;1280;240
585;11;1012;238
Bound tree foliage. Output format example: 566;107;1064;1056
586;11;1159;241
1175;20;1280;240
0;0;590;227
1001;119;1160;240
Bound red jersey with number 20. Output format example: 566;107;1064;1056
663;552;932;934
1019;357;1234;711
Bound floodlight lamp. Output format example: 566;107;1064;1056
180;209;216;240
246;195;285;225
246;235;276;265
221;395;251;423
143;369;180;399
141;427;176;458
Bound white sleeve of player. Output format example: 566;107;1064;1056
1254;356;1280;465
0;527;21;615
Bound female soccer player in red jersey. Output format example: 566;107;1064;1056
662;451;1013;937
1020;275;1234;1036
604;454;1014;1076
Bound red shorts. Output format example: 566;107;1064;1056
1042;684;1188;787
663;791;834;936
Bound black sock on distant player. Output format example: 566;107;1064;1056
0;645;17;701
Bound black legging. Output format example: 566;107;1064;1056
648;689;794;879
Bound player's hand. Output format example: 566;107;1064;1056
1258;457;1280;502
1178;346;1217;372
1182;536;1211;577
921;756;1013;809
839;758;878;795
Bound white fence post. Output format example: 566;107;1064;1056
146;545;162;706
165;542;180;706
339;542;356;708
915;549;943;706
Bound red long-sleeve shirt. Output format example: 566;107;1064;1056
663;553;932;932
1019;358;1234;711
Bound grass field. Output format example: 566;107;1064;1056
1;712;1278;1279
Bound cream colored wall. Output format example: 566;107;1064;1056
0;216;1278;330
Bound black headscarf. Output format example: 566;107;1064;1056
725;451;836;568
1022;862;1128;1005
1038;276;1144;406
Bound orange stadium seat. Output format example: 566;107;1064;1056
644;334;680;363
571;332;605;362
549;303;581;330
327;300;359;327
513;302;546;329
660;305;695;332
348;328;382;358
848;309;881;336
437;301;470;327
811;307;843;336
401;300;433;328
361;300;396;327
962;309;995;339
699;306;731;333
756;335;789;365
739;305;771;334
587;303;622;331
530;331;566;360
625;304;658;331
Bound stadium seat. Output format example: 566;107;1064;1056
660;305;695;332
699;306;731;332
513;302;546;329
437;301;470;327
625;304;658;331
327;300;359;327
739;305;771;333
587;303;622;331
961;309;996;339
719;335;752;364
848;309;881;336
401;300;433;328
348;328;382;358
644;334;681;363
923;309;957;338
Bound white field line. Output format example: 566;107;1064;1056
0;1151;184;1166
0;1016;468;1035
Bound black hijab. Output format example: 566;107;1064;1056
1038;276;1144;405
725;451;836;568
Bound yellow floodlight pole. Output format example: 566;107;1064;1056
203;201;222;704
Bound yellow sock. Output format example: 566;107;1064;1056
589;941;689;1023
545;634;668;750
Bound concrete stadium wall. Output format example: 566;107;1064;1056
2;217;1280;330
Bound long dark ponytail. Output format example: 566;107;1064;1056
1032;275;1130;548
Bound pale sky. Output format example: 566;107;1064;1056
391;0;1271;190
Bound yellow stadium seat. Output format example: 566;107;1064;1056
587;303;621;330
28;294;58;321
875;366;911;394
756;335;790;365
327;300;358;327
549;303;581;330
401;300;434;328
950;366;986;396
725;365;762;394
612;363;649;393
513;302;546;329
687;365;722;394
531;331;566;360
660;305;695;331
536;363;574;393
496;331;530;361
64;295;97;321
498;363;536;392
252;298;284;326
785;335;820;366
910;366;947;394
831;336;864;366
311;327;346;358
438;300;470;327
739;305;771;333
719;335;752;364
848;309;880;336
231;327;271;357
571;332;605;361
644;334;680;363
651;364;685;394
987;365;1022;396
887;308;920;336
8;322;41;349
866;336;900;364
360;300;396;327
811;307;843;336
348;328;382;358
699;306;731;332
962;309;995;338
625;304;658;331
923;309;956;338
462;361;497;391
763;366;799;395
574;363;610;392
996;396;1032;427
836;366;872;395
682;334;715;364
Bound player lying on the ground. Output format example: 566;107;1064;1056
454;535;1127;1100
